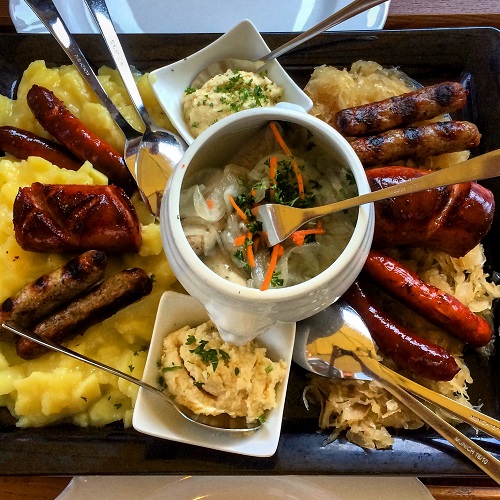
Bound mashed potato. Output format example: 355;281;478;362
183;69;283;137
303;60;500;449
0;61;177;428
160;321;286;422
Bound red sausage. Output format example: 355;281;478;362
343;280;460;381
13;183;141;254
366;166;495;258
363;250;492;347
0;126;82;170
26;85;136;195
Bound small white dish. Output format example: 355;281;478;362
132;290;295;457
11;0;391;34
149;20;313;145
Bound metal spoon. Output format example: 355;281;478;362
255;148;500;246
294;301;500;483
83;0;187;216
2;321;259;432
25;0;143;191
191;0;388;88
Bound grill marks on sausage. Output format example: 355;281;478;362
334;82;467;137
366;166;495;257
351;121;481;167
16;268;153;360
13;183;142;254
0;250;107;341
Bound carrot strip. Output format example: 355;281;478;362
260;244;283;291
206;198;214;209
234;234;246;246
246;232;255;268
228;194;248;222
269;122;305;199
291;227;326;246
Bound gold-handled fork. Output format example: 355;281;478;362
254;148;500;246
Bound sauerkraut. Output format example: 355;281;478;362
303;60;500;449
180;121;358;289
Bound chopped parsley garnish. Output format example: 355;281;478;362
186;335;197;345
185;86;196;94
270;271;284;288
189;340;230;372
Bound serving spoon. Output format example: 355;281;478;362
25;0;143;187
294;301;500;483
83;0;187;216
2;321;260;432
191;0;389;88
255;147;500;246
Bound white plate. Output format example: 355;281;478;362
132;291;295;457
11;0;390;34
57;475;433;500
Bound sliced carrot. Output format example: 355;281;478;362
252;236;260;253
260;243;283;291
228;194;248;222
233;234;246;246
291;227;327;246
269;121;305;199
246;232;255;268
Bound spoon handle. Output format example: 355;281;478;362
24;0;137;137
380;364;500;441
1;321;172;406
83;0;153;128
361;356;500;484
262;0;388;62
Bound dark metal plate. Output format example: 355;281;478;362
1;27;500;478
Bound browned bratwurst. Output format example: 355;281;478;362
351;121;481;167
335;82;467;137
363;249;493;347
343;279;460;382
0;126;82;171
0;250;107;341
13;183;142;254
16;267;153;360
366;166;494;257
26;85;135;195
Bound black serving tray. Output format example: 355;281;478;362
1;27;500;478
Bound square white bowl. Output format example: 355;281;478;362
132;290;296;457
148;19;313;145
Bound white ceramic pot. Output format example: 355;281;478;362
161;106;374;345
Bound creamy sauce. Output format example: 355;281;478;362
183;69;283;137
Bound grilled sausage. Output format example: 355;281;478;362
335;82;467;137
16;267;153;360
351;121;481;167
0;126;82;171
26;85;135;195
0;250;107;341
366;166;495;258
363;250;492;347
343;280;460;381
13;183;142;254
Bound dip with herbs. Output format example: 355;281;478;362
183;69;283;137
159;320;287;423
